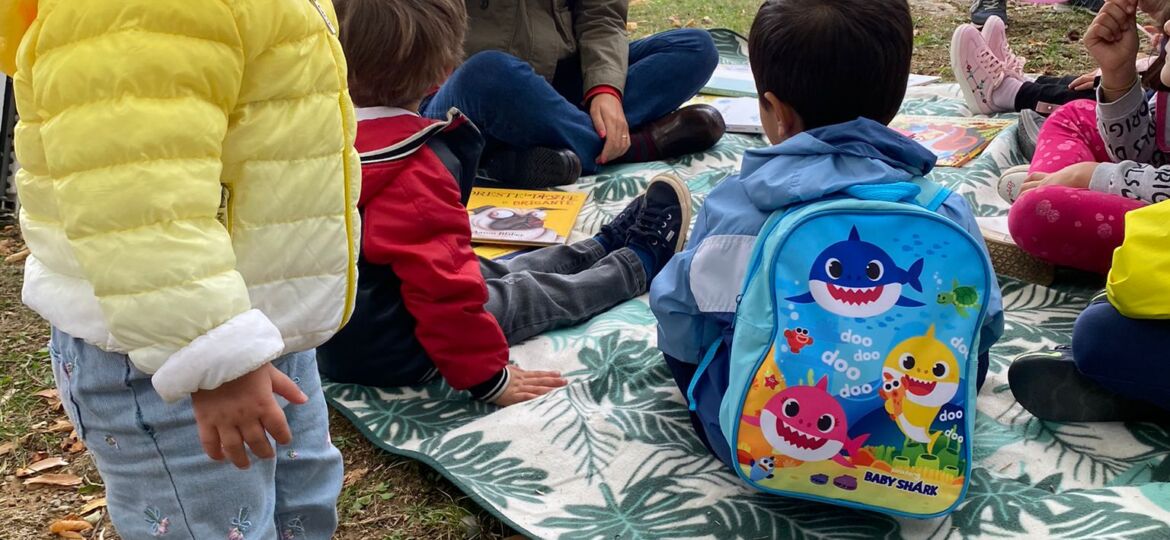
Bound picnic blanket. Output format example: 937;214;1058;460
324;31;1170;539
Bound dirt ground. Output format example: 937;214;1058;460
0;1;1102;538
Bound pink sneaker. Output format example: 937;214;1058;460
981;16;1025;77
951;23;1018;114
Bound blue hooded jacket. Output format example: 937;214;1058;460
650;118;1005;465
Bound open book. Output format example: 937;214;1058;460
890;116;1013;167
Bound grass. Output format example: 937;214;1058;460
0;1;1100;538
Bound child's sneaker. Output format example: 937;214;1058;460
951;24;1022;114
970;0;1007;26
626;174;691;279
594;195;644;252
1008;346;1157;422
998;164;1029;203
1015;109;1046;160
981;16;1025;76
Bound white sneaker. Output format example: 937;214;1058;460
998;164;1030;203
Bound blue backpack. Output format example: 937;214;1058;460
687;178;993;518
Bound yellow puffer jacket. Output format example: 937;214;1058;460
2;0;360;401
1108;201;1170;319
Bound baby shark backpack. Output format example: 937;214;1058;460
690;178;993;518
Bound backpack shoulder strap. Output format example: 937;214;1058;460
910;176;952;211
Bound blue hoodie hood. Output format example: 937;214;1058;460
739;118;936;212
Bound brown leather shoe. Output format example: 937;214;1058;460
617;104;726;164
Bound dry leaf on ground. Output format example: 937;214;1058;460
33;389;59;400
343;467;369;487
4;248;29;264
0;442;15;457
625;21;638;32
16;457;68;477
79;497;107;515
23;473;82;488
668;15;681;27
49;518;92;538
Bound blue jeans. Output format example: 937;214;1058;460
422;29;719;174
49;330;343;539
1072;299;1170;413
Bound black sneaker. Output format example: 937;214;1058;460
595;195;644;251
625;174;691;278
480;147;582;189
970;0;1007;26
1008;346;1158;422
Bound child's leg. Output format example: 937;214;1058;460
1029;99;1111;174
484;247;646;344
1014;77;1095;113
478;239;609;281
1072;299;1170;414
50;331;342;539
272;351;345;539
1009;185;1146;273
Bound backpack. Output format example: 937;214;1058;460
686;178;993;518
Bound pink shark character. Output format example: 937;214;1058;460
742;376;869;468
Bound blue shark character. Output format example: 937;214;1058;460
787;227;924;317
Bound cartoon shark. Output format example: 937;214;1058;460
742;376;869;468
787;227;925;318
881;325;960;453
737;450;777;481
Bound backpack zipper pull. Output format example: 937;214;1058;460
309;0;337;35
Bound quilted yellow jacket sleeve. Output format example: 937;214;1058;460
1107;201;1170;319
14;0;295;400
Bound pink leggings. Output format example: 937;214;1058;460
1009;100;1147;274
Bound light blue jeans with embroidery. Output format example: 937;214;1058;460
49;329;343;539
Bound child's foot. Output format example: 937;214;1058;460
951;24;1024;114
626;174;691;279
1009;346;1158;422
997;164;1029;203
970;0;1007;26
981;16;1025;76
481;147;582;188
593;195;644;252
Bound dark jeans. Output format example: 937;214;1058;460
1072;298;1170;413
1016;75;1095;114
422;29;719;173
481;239;647;344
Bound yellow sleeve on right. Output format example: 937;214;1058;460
1107;201;1170;319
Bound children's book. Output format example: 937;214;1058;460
686;95;763;134
700;67;942;98
890;116;1013;168
467;188;587;248
701;64;757;98
472;245;526;260
907;74;941;87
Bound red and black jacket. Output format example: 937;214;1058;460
317;108;510;401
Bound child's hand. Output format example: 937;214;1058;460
492;366;567;407
1086;0;1141;96
191;363;308;469
1019;162;1099;194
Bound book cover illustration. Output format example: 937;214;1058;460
467;188;587;247
890;116;1013;168
701;64;757;98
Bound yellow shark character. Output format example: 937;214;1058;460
880;325;959;453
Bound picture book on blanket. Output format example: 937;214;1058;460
686;95;763;134
701;67;943;98
890;116;1013;168
467;188;587;248
472;245;528;260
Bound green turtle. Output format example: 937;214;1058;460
936;279;979;318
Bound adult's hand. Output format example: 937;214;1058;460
589;93;630;165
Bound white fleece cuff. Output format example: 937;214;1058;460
152;309;285;402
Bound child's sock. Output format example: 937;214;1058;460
614;130;660;163
592;232;619;253
628;245;659;281
991;76;1024;112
